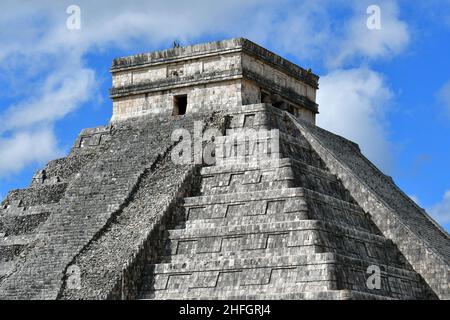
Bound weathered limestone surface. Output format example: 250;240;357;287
289;114;450;299
0;112;221;299
136;105;440;300
0;39;448;300
59;113;226;300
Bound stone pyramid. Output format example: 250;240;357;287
0;38;448;300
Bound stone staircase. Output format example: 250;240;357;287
135;105;436;300
0;114;209;299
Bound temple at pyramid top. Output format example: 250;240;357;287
109;38;319;122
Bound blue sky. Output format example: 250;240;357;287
0;0;449;231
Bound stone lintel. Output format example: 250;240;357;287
110;38;319;88
109;69;243;98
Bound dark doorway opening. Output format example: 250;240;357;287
173;94;187;115
261;90;271;103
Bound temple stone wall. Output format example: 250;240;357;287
112;52;242;88
241;53;316;102
112;80;242;121
241;79;260;105
110;38;318;123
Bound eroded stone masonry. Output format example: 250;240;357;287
0;38;448;300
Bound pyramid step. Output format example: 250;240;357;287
140;253;339;297
168;219;385;245
200;168;293;195
184;210;373;235
0;212;51;237
184;187;376;233
139;289;392;300
162;246;321;264
200;158;292;176
184;187;302;206
140;286;406;300
201;179;293;195
184;188;360;215
183;189;309;221
200;156;350;200
140;281;336;300
214;154;283;168
140;252;426;300
167;219;409;268
168;226;318;256
278;132;330;168
150;252;335;274
0;203;57;217
165;238;411;272
330;253;430;299
214;130;281;163
170;219;323;239
290;160;354;202
185;210;309;229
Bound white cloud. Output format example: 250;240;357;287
317;68;393;171
0;127;63;177
222;1;410;69
436;81;450;116
428;190;450;224
0;67;95;133
328;1;410;68
242;1;334;63
0;0;266;61
0;1;410;71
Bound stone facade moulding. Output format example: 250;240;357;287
110;38;319;88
